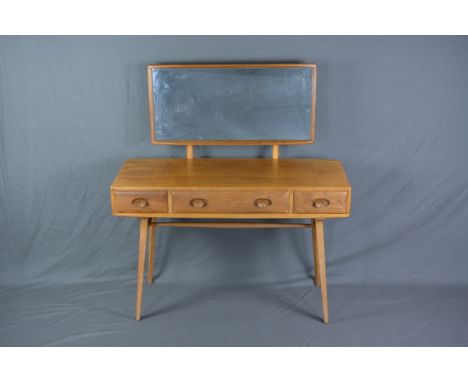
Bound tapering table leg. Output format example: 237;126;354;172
147;219;157;284
135;218;149;321
313;219;329;324
311;219;320;286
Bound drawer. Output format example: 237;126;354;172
293;191;349;214
171;190;290;214
112;190;168;213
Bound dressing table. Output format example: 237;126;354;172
110;64;351;323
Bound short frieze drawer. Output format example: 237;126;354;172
293;191;349;214
112;190;168;213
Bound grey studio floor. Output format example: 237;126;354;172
1;227;467;347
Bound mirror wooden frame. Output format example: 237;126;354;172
147;63;317;146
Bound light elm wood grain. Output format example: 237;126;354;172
294;191;349;214
111;158;351;190
312;219;320;287
314;219;329;324
171;190;290;214
135;218;149;320
112;190;168;214
147;221;157;285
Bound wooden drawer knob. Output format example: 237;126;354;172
312;199;330;208
254;198;272;208
132;198;149;208
190;198;208;208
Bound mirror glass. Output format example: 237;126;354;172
150;66;314;142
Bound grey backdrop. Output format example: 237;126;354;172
1;36;468;346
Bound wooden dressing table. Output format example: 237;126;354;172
110;64;352;323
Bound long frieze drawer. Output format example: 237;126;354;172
171;190;290;214
293;191;349;214
112;190;168;213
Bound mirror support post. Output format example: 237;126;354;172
186;145;194;159
272;144;279;159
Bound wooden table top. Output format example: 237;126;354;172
111;158;351;191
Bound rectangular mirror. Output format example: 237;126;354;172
147;64;316;145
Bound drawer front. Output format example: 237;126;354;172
112;190;168;213
171;190;290;214
293;191;349;214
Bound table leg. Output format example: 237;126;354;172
314;219;329;324
136;218;149;321
311;219;320;286
147;219;157;284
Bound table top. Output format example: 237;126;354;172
111;158;351;191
